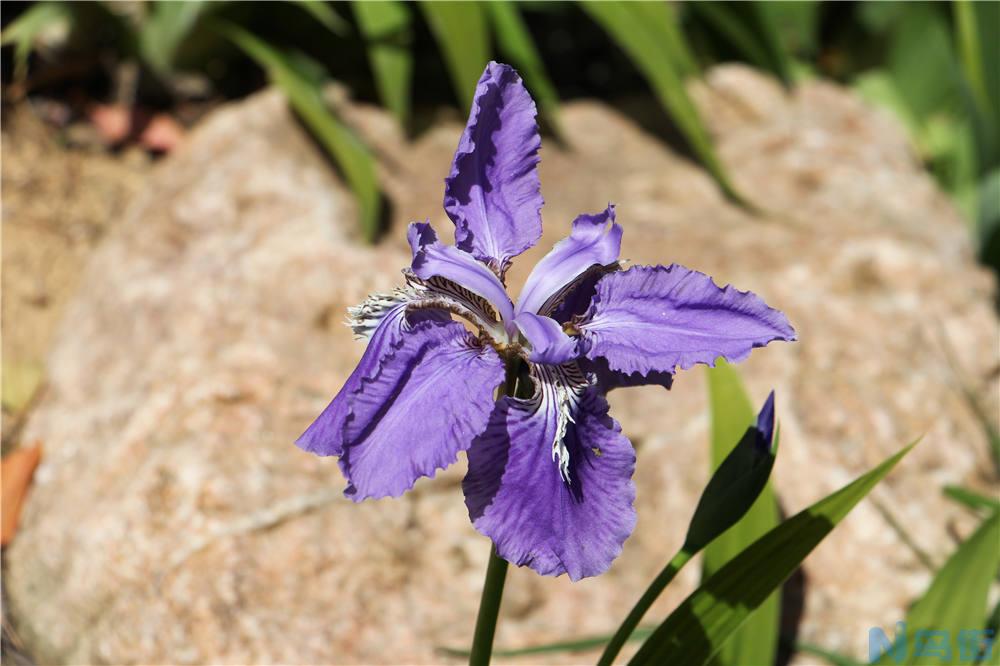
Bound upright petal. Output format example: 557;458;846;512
409;221;515;325
295;291;448;457
444;62;543;275
579;265;796;376
340;320;505;501
514;312;579;365
463;364;637;580
515;205;622;317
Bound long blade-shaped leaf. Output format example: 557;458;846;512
581;1;744;205
0;1;72;80
942;485;1000;514
218;23;381;242
954;0;999;170
139;0;208;74
486;1;563;139
354;0;413;127
419;1;489;112
439;628;656;659
687;2;793;85
873;511;1000;665
704;363;780;666
630;441;918;666
599;391;778;666
293;0;350;37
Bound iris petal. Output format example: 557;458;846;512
339;320;505;500
579;265;796;376
295;293;448;457
409;221;515;326
515;205;622;317
444;62;544;275
463;363;637;580
514;312;579;365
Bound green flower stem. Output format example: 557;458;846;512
469;544;510;666
597;547;694;666
468;360;521;666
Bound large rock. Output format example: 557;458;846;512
7;66;997;664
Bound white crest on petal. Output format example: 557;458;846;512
346;287;424;340
529;362;590;485
346;272;507;345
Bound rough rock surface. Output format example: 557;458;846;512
6;65;997;664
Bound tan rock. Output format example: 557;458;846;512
6;66;997;664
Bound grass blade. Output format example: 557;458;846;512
138;0;209;74
354;0;413;127
942;485;1000;514
630;441;918;666
873;511;1000;665
486;0;563;139
599;389;778;666
293;0;350;37
1;1;73;80
687;2;793;84
581;1;745;206
440;628;655;659
703;362;780;666
419;1;490;112
218;23;381;242
793;641;864;666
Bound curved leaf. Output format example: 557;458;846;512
486;1;563;139
354;0;413;126
419;1;490;112
703;362;780;666
581;1;745;205
1;1;73;80
598;389;778;666
217;23;381;242
874;511;1000;665
629;441;917;666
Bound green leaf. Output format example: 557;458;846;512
354;0;413;126
873;511;1000;665
138;0;210;74
854;71;919;138
885;4;960;124
581;1;745;206
217;23;381;242
686;2;793;84
486;0;563;139
943;485;1000;514
626;1;697;80
419;1;490;112
439;628;655;659
629;440;918;666
793;641;864;666
758;1;821;59
293;0;350;37
976;168;1000;274
703;362;780;666
687;400;778;555
954;0;999;171
598;387;777;666
0;1;73;80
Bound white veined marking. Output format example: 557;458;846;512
531;363;589;485
346;272;506;342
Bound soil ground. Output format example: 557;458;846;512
1;104;152;449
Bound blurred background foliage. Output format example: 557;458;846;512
2;0;997;266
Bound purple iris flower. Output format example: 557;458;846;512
297;62;795;581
